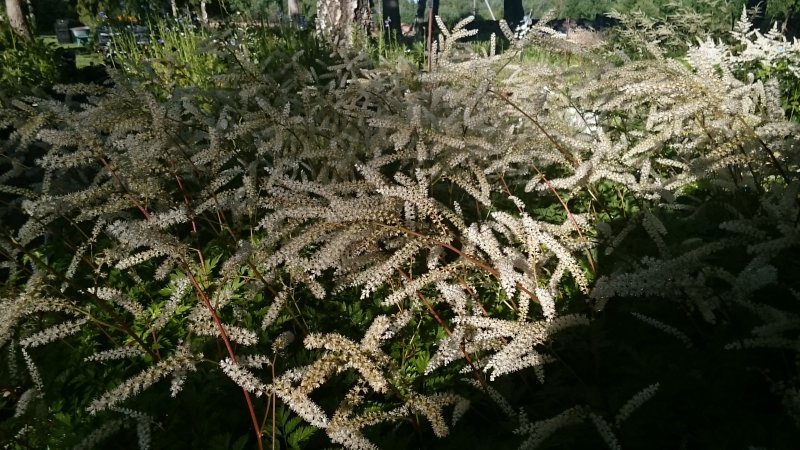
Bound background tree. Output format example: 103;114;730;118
504;0;523;27
30;0;77;33
4;0;30;38
766;0;798;31
383;0;401;37
200;0;208;22
316;0;372;47
288;0;300;20
414;0;426;35
75;0;116;26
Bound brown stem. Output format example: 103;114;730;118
98;157;151;220
248;263;310;336
457;276;490;317
260;392;272;437
397;269;488;389
271;354;277;450
528;164;597;275
172;169;198;234
427;8;434;72
398;269;451;334
150;330;162;360
182;259;263;450
377;222;541;305
753;134;791;184
491;89;579;167
258;352;279;450
490;91;596;274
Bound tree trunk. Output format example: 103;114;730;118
24;0;34;27
200;1;208;23
431;0;439;34
316;0;373;48
503;0;524;29
5;0;31;40
382;0;401;39
780;9;793;34
171;0;178;18
288;0;300;22
414;0;426;36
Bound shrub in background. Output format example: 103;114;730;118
0;26;61;94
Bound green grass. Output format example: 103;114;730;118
39;34;105;69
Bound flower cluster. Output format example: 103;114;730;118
87;348;200;414
2;8;798;449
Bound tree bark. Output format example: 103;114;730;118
286;0;300;20
780;9;793;34
431;0;439;33
24;0;33;24
288;0;300;23
414;0;426;36
382;0;401;39
316;0;373;48
5;0;31;40
200;1;208;23
503;0;524;29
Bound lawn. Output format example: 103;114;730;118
40;34;105;69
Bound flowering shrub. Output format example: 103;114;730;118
1;11;799;450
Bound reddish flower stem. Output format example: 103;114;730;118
183;258;263;450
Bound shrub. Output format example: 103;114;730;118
1;12;799;450
0;28;61;94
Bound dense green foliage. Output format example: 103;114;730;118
0;28;61;92
6;0;794;30
1;5;800;450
